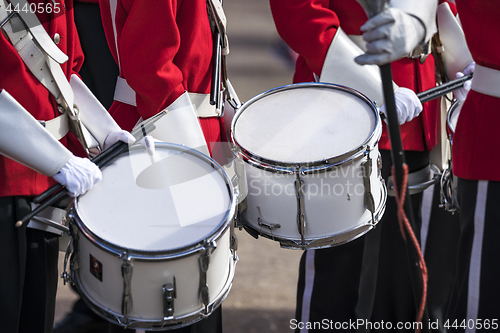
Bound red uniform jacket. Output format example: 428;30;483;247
99;0;225;153
269;0;439;152
0;0;84;197
453;0;500;181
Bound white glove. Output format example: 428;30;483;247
454;62;475;101
53;155;102;197
104;129;156;156
103;130;135;149
380;87;423;125
355;8;425;66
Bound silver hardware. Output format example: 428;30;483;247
163;277;176;318
440;162;459;213
53;33;60;45
295;167;307;245
61;236;73;285
121;257;133;323
0;11;16;28
387;164;440;196
198;242;216;314
257;217;281;231
361;153;376;225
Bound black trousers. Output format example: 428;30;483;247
295;150;443;332
0;196;60;333
73;1;119;110
447;179;500;332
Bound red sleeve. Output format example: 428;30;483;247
269;0;340;77
120;0;185;119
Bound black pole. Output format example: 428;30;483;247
380;64;430;330
210;30;222;108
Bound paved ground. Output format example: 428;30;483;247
55;1;303;332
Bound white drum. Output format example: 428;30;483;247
231;83;387;249
64;143;237;330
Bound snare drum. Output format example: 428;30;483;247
231;83;386;249
64;143;237;330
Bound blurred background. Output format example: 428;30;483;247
55;1;303;332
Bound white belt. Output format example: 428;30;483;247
0;0;73;140
114;76;221;117
471;64;500;98
39;113;69;141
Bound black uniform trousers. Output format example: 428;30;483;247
0;196;60;333
294;150;451;332
447;179;500;332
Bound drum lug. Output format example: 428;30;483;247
121;256;134;324
295;167;307;244
362;153;376;225
198;242;216;314
62;215;77;285
162;277;177;318
230;215;238;252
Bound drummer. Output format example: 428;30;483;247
98;0;231;331
444;0;500;327
0;0;138;331
269;0;446;329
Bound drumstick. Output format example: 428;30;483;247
417;73;473;103
33;111;166;204
379;73;473;120
17;111;167;228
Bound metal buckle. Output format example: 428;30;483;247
0;11;16;29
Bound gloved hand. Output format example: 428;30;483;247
104;129;156;156
355;8;425;66
53;155;102;197
454;62;475;101
380;87;423;125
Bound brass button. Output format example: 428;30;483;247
53;33;61;45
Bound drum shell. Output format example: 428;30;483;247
67;143;237;329
71;222;233;323
241;147;384;248
231;83;386;249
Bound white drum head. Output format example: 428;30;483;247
75;144;232;252
233;84;377;163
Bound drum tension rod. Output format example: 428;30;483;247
294;166;307;245
163;277;177;318
362;154;376;225
121;256;134;324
